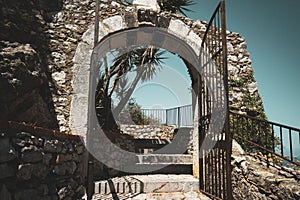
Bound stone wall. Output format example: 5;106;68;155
232;141;300;200
0;41;57;128
0;121;85;200
227;33;265;118
120;125;177;140
120;125;193;155
70;0;267;141
0;0;267;133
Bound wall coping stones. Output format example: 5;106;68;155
0;120;81;140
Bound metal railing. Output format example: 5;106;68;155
230;111;300;168
140;105;193;127
141;108;166;125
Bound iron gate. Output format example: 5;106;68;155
199;1;232;199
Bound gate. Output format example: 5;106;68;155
199;1;232;199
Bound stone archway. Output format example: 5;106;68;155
69;3;206;178
70;2;233;199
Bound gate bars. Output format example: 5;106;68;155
199;1;232;199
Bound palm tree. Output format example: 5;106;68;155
158;0;195;16
95;0;196;130
95;46;166;130
113;46;166;117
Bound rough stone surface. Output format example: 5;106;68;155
0;127;85;199
0;137;17;163
0;0;266;134
120;125;177;140
232;141;300;200
70;0;266;142
0;41;57;128
133;0;161;12
0;1;287;199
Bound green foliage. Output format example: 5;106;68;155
158;0;195;16
230;113;280;155
118;98;160;125
95;46;166;130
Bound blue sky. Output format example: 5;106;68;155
129;0;300;129
203;0;300;129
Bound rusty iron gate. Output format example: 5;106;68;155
199;1;232;199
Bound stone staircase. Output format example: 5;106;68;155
125;154;193;174
92;174;210;200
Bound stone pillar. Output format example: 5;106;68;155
192;77;201;178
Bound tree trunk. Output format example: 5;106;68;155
113;67;143;117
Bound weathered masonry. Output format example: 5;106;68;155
3;0;298;200
70;0;232;199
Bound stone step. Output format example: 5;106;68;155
94;174;199;195
119;154;193;174
93;191;211;200
126;163;192;174
136;154;192;164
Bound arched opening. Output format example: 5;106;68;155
87;27;202;178
93;45;196;176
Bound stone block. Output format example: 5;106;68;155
53;161;77;176
82;23;108;46
72;74;90;95
102;15;123;33
137;9;157;24
157;15;171;28
94;174;199;194
186;30;202;56
168;19;190;40
133;0;160;12
125;13;138;28
44;139;63;153
56;153;77;163
17;164;32;180
72;42;92;66
17;163;48;180
21;145;43;163
69;94;88;136
58;186;74;199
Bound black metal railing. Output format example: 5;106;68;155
139;105;193;127
230;111;300;168
166;105;193;127
141;108;166;125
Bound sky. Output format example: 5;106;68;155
129;0;300;129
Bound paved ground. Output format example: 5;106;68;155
90;174;211;200
93;191;211;200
